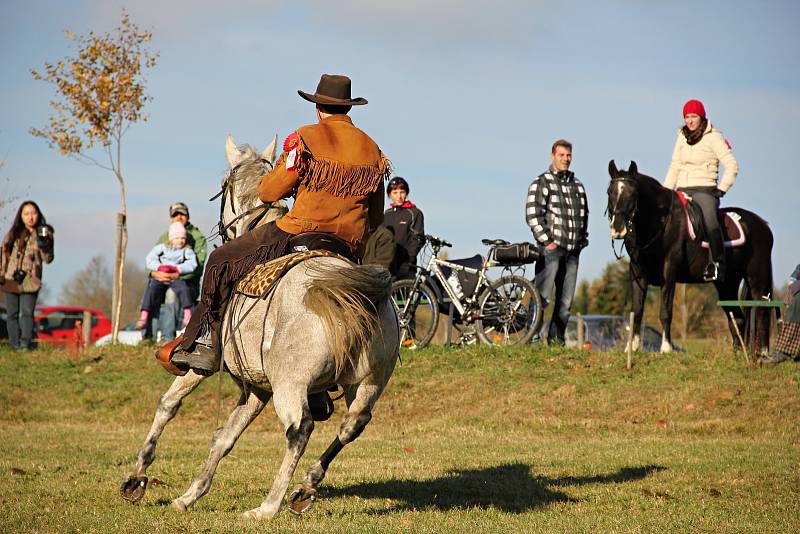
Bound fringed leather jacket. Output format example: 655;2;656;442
258;114;391;253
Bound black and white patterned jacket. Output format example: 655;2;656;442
525;168;589;252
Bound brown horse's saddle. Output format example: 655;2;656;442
676;192;745;249
234;250;344;298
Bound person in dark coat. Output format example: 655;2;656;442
382;176;424;278
760;264;800;365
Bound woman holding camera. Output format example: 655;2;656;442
1;201;54;349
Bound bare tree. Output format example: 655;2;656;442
30;10;158;342
0;160;21;228
60;255;148;323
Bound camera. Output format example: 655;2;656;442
12;269;26;284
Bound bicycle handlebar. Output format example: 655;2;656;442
425;235;452;248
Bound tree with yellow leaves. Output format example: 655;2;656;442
31;10;158;342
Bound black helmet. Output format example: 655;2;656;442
387;176;409;196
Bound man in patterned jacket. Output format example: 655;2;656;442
526;139;589;345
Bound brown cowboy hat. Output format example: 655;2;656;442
298;74;368;106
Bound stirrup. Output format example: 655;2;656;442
703;262;719;282
308;391;334;422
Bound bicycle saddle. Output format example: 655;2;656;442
481;238;510;246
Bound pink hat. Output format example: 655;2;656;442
683;99;706;118
168;221;187;240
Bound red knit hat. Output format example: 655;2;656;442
683;99;706;118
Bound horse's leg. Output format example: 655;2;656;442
746;263;773;356
171;386;270;512
659;277;677;353
628;268;647;351
288;380;386;515
243;382;314;520
120;371;209;503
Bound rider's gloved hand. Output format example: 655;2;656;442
712;188;726;199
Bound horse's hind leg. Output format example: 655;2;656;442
288;380;385;515
171;387;270;512
120;371;208;503
244;383;314;520
747;268;773;356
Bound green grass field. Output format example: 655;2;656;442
1;342;798;533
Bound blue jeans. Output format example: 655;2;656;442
5;291;39;349
155;283;199;341
534;247;580;344
156;295;180;341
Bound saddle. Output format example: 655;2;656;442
676;191;746;249
236;232;355;298
235;249;344;298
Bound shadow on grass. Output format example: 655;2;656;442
325;463;665;514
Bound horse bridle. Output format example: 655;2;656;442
606;175;675;260
606;176;638;259
210;158;275;243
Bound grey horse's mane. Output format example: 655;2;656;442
232;144;270;208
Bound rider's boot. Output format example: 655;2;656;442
170;340;218;376
703;228;726;282
160;327;220;377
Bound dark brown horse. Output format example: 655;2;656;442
606;160;773;353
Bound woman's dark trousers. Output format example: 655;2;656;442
5;291;39;349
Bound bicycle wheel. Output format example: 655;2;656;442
475;275;542;346
391;278;439;350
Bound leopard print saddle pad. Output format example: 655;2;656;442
234;250;344;298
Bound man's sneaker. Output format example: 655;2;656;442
759;351;791;366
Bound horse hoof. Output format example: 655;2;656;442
287;485;317;515
170;499;188;512
243;507;277;520
120;475;148;503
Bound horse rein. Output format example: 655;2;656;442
607;176;675;257
210;158;274;243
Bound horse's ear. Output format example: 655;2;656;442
608;160;618;177
262;134;278;165
225;134;244;168
629;161;638;176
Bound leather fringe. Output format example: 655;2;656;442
192;236;290;342
295;138;392;197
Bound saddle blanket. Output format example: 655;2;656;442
676;191;745;249
235;249;343;298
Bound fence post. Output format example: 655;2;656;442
626;311;635;370
576;313;585;350
83;310;92;348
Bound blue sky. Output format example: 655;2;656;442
1;0;798;301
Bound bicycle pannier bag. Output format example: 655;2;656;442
494;242;539;265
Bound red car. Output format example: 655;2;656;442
34;306;112;346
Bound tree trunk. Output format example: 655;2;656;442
111;212;125;343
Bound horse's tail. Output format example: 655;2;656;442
303;262;392;378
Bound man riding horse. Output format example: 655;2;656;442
159;74;391;380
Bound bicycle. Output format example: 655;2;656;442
391;235;543;349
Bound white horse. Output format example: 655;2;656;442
120;136;399;519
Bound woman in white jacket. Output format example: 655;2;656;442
664;99;738;282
